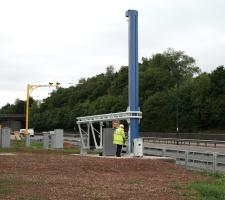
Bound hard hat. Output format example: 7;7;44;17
119;124;124;128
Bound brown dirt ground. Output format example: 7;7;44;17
0;153;203;200
63;142;73;148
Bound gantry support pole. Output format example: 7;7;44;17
126;10;139;153
25;84;30;135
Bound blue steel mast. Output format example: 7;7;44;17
126;10;139;153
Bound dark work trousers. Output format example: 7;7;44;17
116;145;122;157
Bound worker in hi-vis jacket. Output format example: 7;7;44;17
113;123;126;157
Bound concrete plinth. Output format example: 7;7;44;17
43;133;49;149
51;129;63;149
103;128;116;156
25;135;30;147
1;127;11;148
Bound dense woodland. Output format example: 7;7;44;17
1;49;225;132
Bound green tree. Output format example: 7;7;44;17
3;49;225;134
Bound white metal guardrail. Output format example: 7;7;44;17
143;137;225;148
144;147;225;172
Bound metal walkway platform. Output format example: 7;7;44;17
77;111;142;124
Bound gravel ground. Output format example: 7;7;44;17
0;153;203;200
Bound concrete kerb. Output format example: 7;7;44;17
70;154;175;163
0;153;16;156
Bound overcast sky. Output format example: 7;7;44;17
0;0;225;107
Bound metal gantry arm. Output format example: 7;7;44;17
25;83;60;135
77;111;142;150
77;111;142;124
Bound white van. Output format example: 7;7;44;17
19;129;34;137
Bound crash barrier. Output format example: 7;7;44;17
0;127;11;148
144;147;225;172
143;137;225;148
42;129;64;149
141;132;225;141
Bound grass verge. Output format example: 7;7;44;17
170;172;225;200
188;172;225;200
0;140;80;154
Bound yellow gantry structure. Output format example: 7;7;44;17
25;82;60;135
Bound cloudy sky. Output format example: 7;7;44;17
0;0;225;107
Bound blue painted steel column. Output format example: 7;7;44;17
126;10;139;152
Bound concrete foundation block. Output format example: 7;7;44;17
1;127;11;148
51;129;63;149
80;146;88;155
103;128;116;156
25;135;30;147
43;133;49;149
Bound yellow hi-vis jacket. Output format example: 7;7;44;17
113;128;125;145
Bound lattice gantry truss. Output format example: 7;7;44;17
76;111;142;150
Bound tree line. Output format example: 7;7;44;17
1;49;225;133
